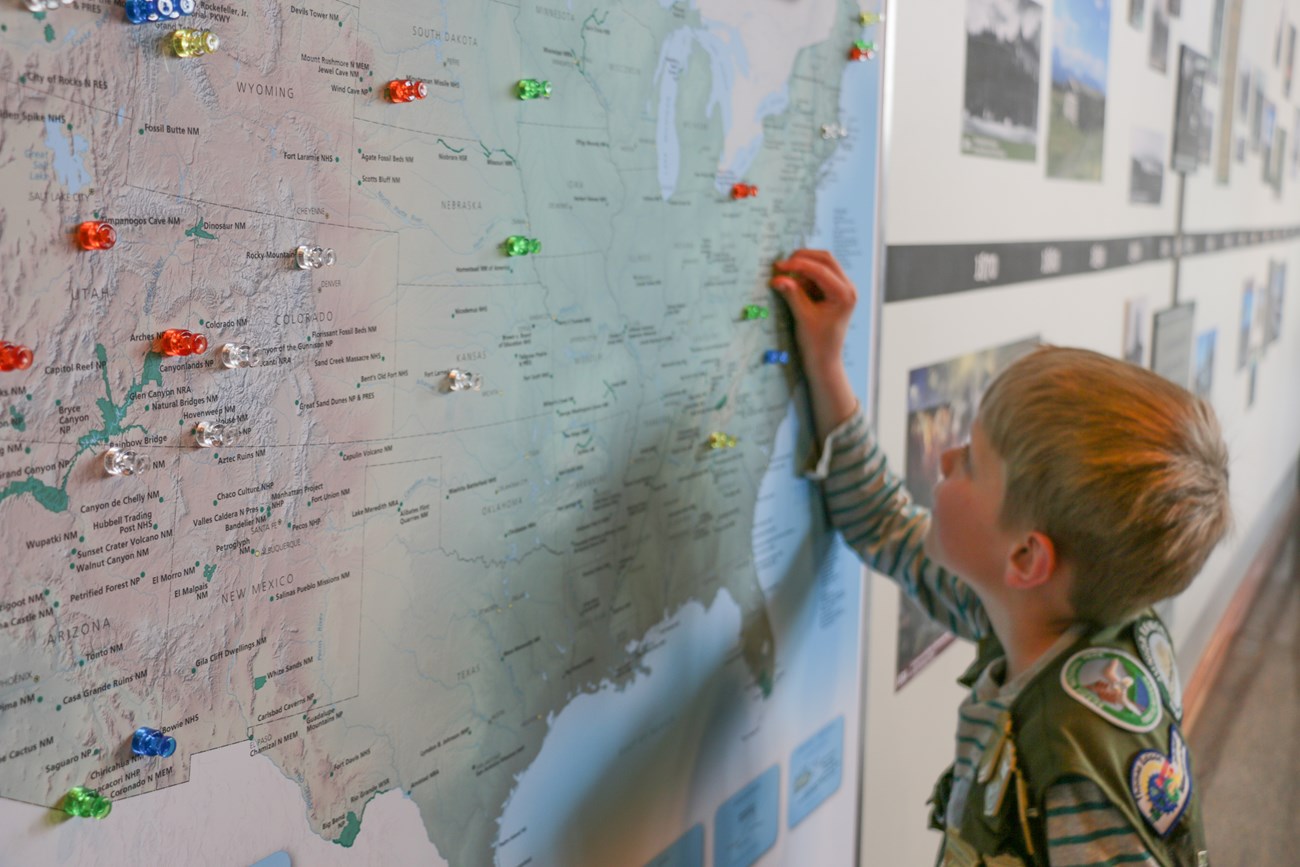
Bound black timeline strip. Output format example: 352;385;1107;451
884;224;1300;303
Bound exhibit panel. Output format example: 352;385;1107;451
863;0;1300;861
0;2;885;865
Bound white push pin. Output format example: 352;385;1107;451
24;0;75;11
218;343;261;369
295;245;335;270
446;369;481;392
103;447;146;477
821;123;848;140
193;421;232;448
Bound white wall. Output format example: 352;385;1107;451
860;0;1300;861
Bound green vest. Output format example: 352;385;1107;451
928;614;1209;867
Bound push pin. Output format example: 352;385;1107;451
218;343;261;369
516;79;552;100
156;329;208;357
446;369;481;392
731;183;758;200
193;421;232;448
76;221;117;251
126;0;193;23
708;432;738;450
503;236;541;257
387;79;428;102
820;123;848;140
859;12;883;25
763;350;789;365
24;0;75;12
849;40;876;61
172;28;219;57
295;245;335;270
62;787;112;819
742;304;769;320
131;727;177;758
0;342;34;372
103;447;147;477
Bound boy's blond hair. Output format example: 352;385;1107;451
978;346;1231;624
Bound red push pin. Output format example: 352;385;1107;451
387;79;428;102
76;221;117;251
0;342;34;372
849;40;876;62
156;329;209;357
731;183;758;200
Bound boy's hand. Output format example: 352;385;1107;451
770;249;857;376
770;249;859;439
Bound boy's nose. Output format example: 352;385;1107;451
938;447;959;478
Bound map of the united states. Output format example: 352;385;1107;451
0;1;865;863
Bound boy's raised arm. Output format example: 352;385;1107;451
772;251;990;643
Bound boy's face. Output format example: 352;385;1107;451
924;418;1017;598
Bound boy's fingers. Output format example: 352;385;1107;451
770;275;807;308
778;249;849;283
773;257;855;306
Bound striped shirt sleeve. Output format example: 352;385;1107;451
809;408;990;642
1045;778;1157;867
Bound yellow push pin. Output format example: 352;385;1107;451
172;28;219;58
859;12;884;26
708;432;738;450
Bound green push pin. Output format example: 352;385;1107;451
503;236;542;256
516;79;552;100
742;304;769;320
62;786;112;819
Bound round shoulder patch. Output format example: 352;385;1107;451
1060;648;1162;732
1134;618;1183;721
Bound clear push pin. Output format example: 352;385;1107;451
295;245;336;270
218;343;261;369
193;421;232;448
446;369;481;392
820;123;848;140
103;447;146;477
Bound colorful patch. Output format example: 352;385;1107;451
1129;725;1193;837
1061;648;1161;732
1135;618;1183;721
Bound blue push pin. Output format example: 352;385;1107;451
763;350;789;365
126;0;194;23
131;727;177;758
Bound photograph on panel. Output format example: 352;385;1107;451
1193;330;1217;401
1150;0;1170;72
897;338;1038;688
1129;128;1166;204
960;0;1044;161
1047;0;1110;179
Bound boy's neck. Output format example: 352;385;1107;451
997;614;1077;681
987;593;1079;682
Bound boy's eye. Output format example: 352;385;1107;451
961;444;972;473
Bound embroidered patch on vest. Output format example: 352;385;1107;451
1129;725;1193;837
1061;648;1161;732
1134;618;1183;721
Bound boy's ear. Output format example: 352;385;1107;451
1006;531;1057;590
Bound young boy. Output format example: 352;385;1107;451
771;250;1230;866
